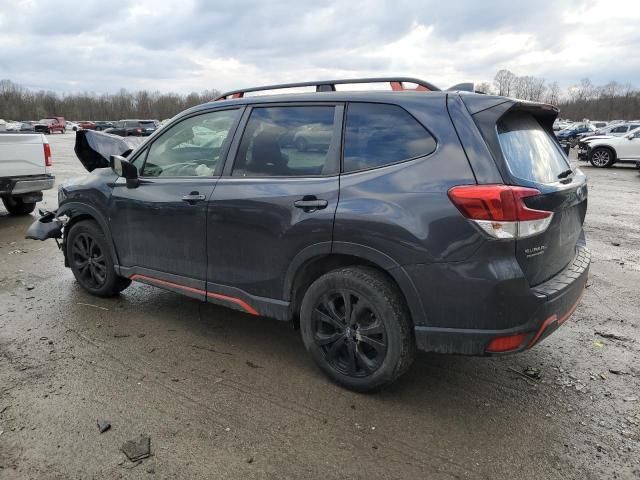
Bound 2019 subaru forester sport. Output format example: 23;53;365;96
26;78;590;392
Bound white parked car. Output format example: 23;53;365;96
66;121;80;131
0;133;55;214
580;127;640;168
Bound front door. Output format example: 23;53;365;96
108;108;242;297
206;104;343;314
616;130;640;159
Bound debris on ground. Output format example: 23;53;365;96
97;420;111;433
77;302;109;311
246;360;263;369
523;366;541;379
121;435;151;462
595;331;631;342
113;333;130;338
611;242;621;247
609;367;626;375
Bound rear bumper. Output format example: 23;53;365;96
410;244;590;355
0;174;55;196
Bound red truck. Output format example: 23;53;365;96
34;117;65;134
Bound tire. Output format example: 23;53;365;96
295;137;308;152
2;196;36;215
46;128;51;135
66;220;131;297
61;128;65;134
300;266;416;392
590;147;614;168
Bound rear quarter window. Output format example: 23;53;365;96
497;112;569;184
343;103;436;172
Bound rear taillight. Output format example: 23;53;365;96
448;184;553;239
136;128;142;135
44;143;52;167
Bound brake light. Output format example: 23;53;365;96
136;128;142;135
448;185;553;239
44;143;52;167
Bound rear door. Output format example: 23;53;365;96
494;110;587;285
206;103;342;309
108;108;242;295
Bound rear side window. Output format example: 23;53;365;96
343;103;436;172
232;106;337;177
497;112;569;184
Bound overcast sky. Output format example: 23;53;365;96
1;0;638;95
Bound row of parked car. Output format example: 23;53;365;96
0;118;162;137
553;119;640;168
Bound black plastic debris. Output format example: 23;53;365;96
97;420;111;433
121;435;151;462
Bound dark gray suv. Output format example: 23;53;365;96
27;78;589;391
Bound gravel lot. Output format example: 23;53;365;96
1;133;639;479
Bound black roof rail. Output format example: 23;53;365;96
214;77;442;101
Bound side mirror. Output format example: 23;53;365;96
110;155;139;188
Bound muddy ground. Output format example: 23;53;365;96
1;133;639;479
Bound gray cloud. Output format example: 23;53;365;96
0;0;637;94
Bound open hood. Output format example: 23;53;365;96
74;129;145;172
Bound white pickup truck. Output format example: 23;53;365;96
0;133;55;215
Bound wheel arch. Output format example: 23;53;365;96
58;202;119;268
591;144;617;160
285;242;426;327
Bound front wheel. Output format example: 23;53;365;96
2;196;36;215
590;147;614;168
300;266;415;392
66;220;131;297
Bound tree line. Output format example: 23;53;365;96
0;79;220;121
477;70;640;121
2;73;639;122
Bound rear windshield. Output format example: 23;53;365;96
497;112;569;184
139;121;156;128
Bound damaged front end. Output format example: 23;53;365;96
25;209;65;242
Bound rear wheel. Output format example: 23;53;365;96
590;147;614;168
66;220;131;297
2;196;36;215
300;267;415;392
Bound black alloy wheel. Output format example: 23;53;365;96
70;232;107;289
311;290;387;377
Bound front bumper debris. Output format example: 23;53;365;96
25;210;64;241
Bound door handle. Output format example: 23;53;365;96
182;192;206;203
294;196;328;212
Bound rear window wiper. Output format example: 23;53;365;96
557;169;573;179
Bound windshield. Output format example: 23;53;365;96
497;112;570;184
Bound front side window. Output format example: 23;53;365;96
497;112;570;184
232;106;336;177
141;109;239;177
343;103;436;172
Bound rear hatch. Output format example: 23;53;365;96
463;97;588;286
